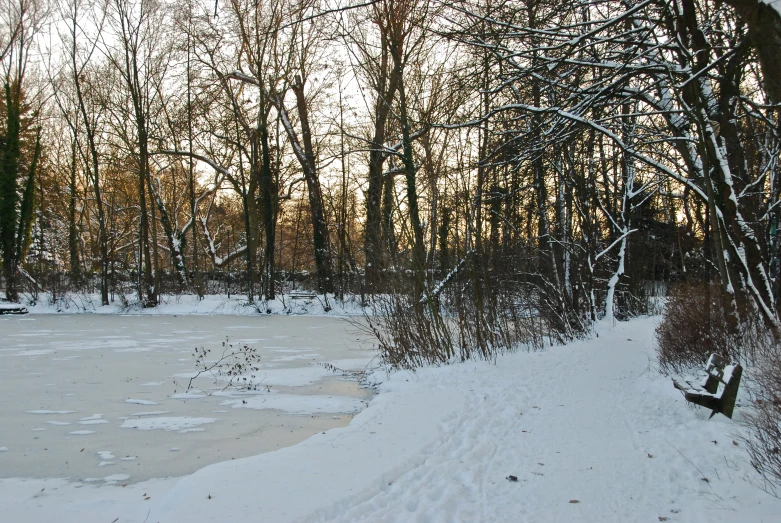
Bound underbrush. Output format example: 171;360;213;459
655;283;770;373
744;351;781;492
655;281;781;489
357;266;557;368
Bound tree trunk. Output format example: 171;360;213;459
68;137;81;285
256;97;276;301
275;78;334;294
723;0;781;105
395;67;426;305
364;31;399;291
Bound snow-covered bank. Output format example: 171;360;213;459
4;316;780;522
16;292;367;316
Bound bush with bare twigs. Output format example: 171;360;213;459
180;337;262;392
744;350;781;491
356;264;548;368
655;283;767;373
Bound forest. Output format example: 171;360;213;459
0;0;779;337
3;0;781;496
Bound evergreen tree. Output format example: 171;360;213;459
0;81;40;302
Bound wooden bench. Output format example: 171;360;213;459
288;292;317;300
0;304;29;315
672;353;742;419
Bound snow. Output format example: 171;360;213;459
763;0;781;21
218;392;367;415
130;410;171;416
119;417;217;432
2;315;779;522
170;391;208;399
0;302;28;314
202;358;374;388
124;398;158;405
78;420;109;425
101;474;130;483
16;292;369;317
721;364;737;389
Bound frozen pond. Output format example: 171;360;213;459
0;314;375;483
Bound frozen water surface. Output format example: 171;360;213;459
0;314;374;483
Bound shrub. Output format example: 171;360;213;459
356;263;547;369
744;349;781;490
656;282;750;373
182;337;261;392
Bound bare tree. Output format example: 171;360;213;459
53;0;111;304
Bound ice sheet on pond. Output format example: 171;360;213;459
0;314;374;484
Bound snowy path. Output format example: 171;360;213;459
3;316;780;522
308;318;777;522
152;317;780;523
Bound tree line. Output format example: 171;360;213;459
1;0;779;334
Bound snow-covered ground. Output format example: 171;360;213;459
2;315;780;522
16;292;367;316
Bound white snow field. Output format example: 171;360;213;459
2;314;781;522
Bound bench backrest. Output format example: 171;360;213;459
703;353;728;394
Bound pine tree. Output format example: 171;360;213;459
0;82;40;302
